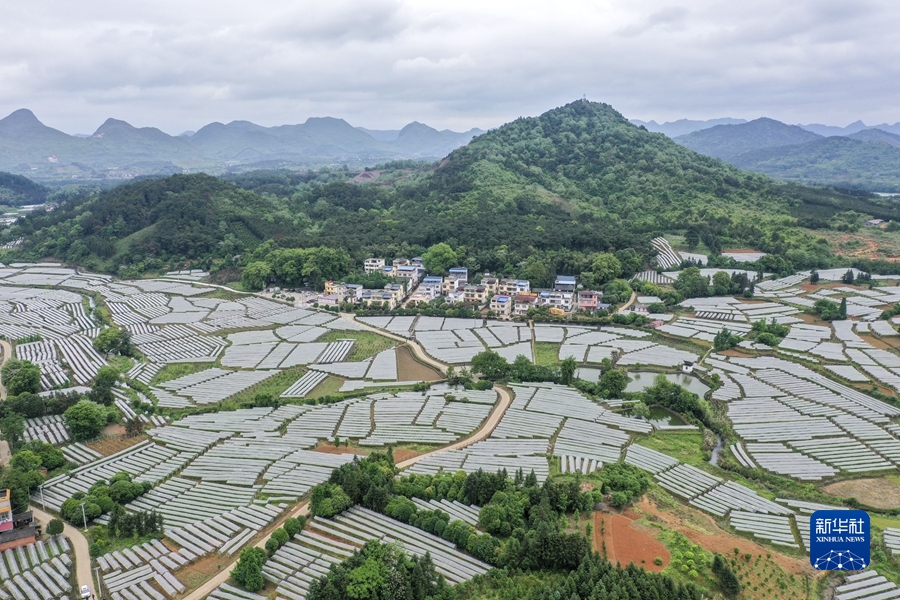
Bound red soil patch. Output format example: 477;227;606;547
393;447;421;463
636;498;813;577
800;283;819;293
860;333;900;349
594;512;669;572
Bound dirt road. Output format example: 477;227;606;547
0;339;12;399
182;386;513;600
617;291;638;314
338;313;448;375
31;506;95;592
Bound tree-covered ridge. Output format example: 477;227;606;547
427;100;800;228
732;136;900;192
0;171;49;206
7;100;900;279
8;173;298;273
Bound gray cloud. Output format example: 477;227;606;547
0;0;898;134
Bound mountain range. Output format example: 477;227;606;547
6;99;892;279
670;118;900;191
632;117;900;138
0;109;484;181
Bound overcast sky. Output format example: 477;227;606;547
1;0;898;135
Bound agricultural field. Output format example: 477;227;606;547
10;260;900;599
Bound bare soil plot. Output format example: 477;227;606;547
594;511;669;572
636;497;814;578
823;478;900;509
397;345;442;381
88;431;148;456
315;440;370;456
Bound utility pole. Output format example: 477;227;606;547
80;502;87;531
94;564;102;598
39;485;45;511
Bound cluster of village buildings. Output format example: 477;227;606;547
317;257;614;318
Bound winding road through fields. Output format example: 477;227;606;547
31;506;95;592
182;386;512;600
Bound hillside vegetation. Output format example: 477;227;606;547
4;100;900;281
674;118;821;159
0;172;49;206
732;137;900;192
674;117;900;191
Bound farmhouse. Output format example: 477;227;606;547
490;295;513;319
463;285;488;305
513;293;539;316
538;290;574;312
577;290;602;311
364;258;385;273
498;278;530;295
554;275;577;292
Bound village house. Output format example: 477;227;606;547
364;258;385;274
490;295;513;319
463;284;488;305
577;290;602;312
537;290;574;312
554;275;577;292
395;264;424;284
498;278;530;295
481;276;499;296
442;267;469;294
513;293;539;316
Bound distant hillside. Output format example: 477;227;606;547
798;121;900;137
630;117;747;137
849;128;900;149
674;118;822;159
7;100;899;278
731;137;900;192
0;109;485;181
0;171;49;206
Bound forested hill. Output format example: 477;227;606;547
5;100;900;281
0;171;49;206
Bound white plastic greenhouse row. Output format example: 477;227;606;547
137;335;225;364
559;455;602;474
309;359;370;379
129;478;260;530
728;511;799;548
689;482;793;518
57;334;106;384
61;442;103;465
623;444;679;474
164;503;283;558
833;570;900;600
206;583;267;600
22;414;70;445
262;450;359;498
651;237;681;269
280;371;328;398
170;370;282;405
104;561;185;599
35;441;187;511
410;498;481;527
97;538;191;574
789;437;893;472
2;553;72;600
743;443;837;480
0;535;69;580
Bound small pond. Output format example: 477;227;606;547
647;406;688;428
624;371;710;396
575;367;602;383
